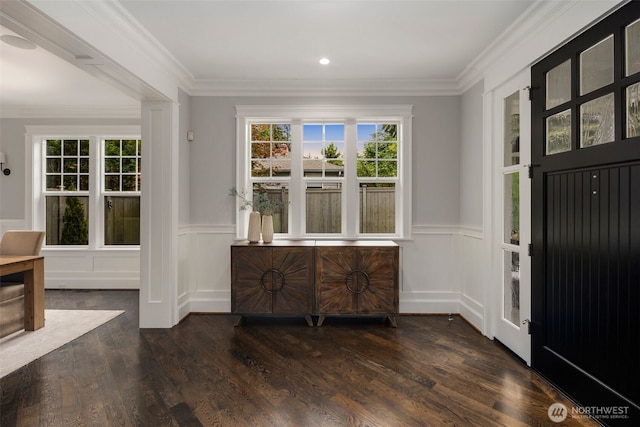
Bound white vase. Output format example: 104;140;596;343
261;215;274;243
247;211;261;243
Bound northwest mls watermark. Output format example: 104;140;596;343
548;402;630;423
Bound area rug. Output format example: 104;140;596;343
0;309;124;378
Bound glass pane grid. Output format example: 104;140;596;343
104;139;142;192
251;123;292;178
356;123;398;178
303;123;344;178
45;139;89;192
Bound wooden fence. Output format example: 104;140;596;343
104;196;140;245
46;189;391;244
264;187;395;234
45;195;140;245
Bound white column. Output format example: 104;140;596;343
140;101;179;328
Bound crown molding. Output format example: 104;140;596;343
0;105;140;119
460;0;627;93
82;0;194;91
187;78;460;97
457;0;580;93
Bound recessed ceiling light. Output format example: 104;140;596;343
319;57;330;65
0;34;37;50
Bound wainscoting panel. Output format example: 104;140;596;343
178;225;235;319
176;225;486;333
0;220;27;237
399;229;459;314
41;249;140;289
459;228;485;330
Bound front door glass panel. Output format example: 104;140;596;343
580;35;614;95
626;18;640;76
580;93;615;147
546;109;572;154
546;59;571;109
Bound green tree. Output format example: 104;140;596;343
357;125;397;178
322;142;343;166
60;196;89;245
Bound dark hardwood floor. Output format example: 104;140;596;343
1;290;596;427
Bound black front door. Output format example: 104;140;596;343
531;3;640;425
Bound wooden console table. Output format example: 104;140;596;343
315;241;399;327
231;240;315;326
231;240;399;326
0;256;45;331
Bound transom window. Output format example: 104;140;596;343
235;105;413;239
541;16;640;156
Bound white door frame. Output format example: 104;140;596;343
487;69;532;365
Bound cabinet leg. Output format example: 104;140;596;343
305;315;314;327
387;316;398;328
316;315;325;327
234;316;245;327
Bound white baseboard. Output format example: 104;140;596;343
399;291;461;314
45;277;139;290
459;294;484;332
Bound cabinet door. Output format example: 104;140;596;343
231;246;272;314
315;247;357;314
356;247;398;314
271;247;314;314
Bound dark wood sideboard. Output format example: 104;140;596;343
231;240;399;326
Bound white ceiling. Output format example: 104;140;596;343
0;0;536;110
0;25;139;108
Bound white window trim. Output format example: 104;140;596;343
235;105;413;240
25;125;141;250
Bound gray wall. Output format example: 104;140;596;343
0;117;140;220
0;95;464;228
188;95;461;227
459;80;484;229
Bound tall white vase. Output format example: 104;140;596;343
247;211;261;243
261;215;274;243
